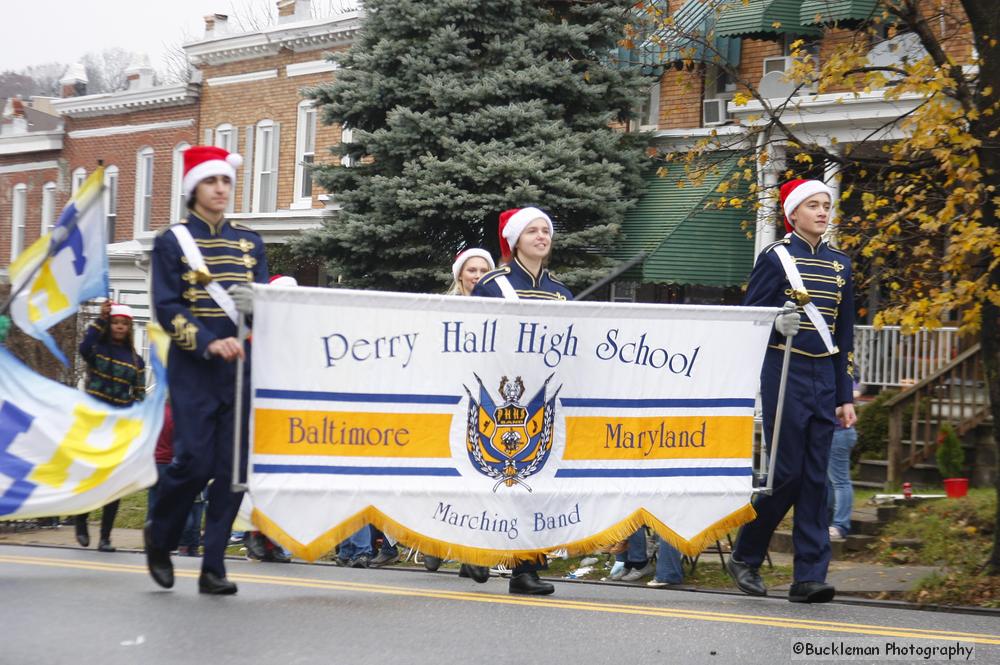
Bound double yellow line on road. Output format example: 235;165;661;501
3;553;999;645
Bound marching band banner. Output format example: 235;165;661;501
248;286;778;564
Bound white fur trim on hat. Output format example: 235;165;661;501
452;248;495;281
182;154;242;200
782;180;835;224
269;275;298;287
110;304;134;319
501;207;554;251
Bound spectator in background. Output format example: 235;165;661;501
75;300;146;552
827;422;857;541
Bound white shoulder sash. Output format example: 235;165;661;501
495;275;520;300
170;225;239;324
772;244;837;354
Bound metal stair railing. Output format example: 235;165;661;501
884;343;989;487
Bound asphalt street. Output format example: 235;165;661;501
2;544;997;665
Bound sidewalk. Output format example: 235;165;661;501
0;525;941;597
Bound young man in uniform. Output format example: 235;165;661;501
726;179;856;604
143;145;269;595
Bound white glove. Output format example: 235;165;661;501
228;283;254;316
774;301;800;337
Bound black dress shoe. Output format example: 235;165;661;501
423;555;442;571
198;571;238;595
75;518;90;548
726;557;767;596
509;572;555;595
97;539;116;552
459;564;490;584
789;581;835;603
143;521;174;589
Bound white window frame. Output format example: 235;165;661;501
41;181;57;232
638;81;660;130
71;167;87;197
253;119;277;213
170;142;190;223
11;183;27;260
340;127;355;168
134;147;154;235
103;167;118;242
292;101;318;209
213;125;237;212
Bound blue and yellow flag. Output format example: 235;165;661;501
8;167;108;364
0;324;168;520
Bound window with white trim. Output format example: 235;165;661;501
170;143;190;223
214;123;234;152
11;184;27;260
103;167;118;241
253;119;279;213
71;168;86;196
42;181;57;232
294;101;318;206
135;147;154;233
213;126;236;213
340;127;355;167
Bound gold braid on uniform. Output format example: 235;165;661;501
170;314;199;351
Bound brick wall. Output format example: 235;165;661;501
197;48;347;212
61;104;198;242
0;152;61;264
657;66;704;129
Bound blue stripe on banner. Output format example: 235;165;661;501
253;464;461;477
255;389;462;405
554;467;752;478
559;397;755;409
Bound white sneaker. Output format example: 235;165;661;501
621;562;655;582
828;526;845;541
647;578;679;588
608;561;626;580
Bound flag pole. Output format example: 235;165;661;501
574;252;647;301
231;309;250;492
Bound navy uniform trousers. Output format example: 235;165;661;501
733;348;837;582
150;351;251;577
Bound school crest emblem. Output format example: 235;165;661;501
464;374;559;492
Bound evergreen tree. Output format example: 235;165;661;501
296;0;652;292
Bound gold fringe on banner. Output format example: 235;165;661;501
252;502;757;565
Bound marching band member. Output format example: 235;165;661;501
75;300;145;552
472;207;571;595
447;247;494;296
143;145;268;595
726;179;855;604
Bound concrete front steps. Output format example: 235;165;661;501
769;504;898;558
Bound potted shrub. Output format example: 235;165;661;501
936;423;968;498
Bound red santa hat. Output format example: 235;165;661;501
498;207;554;261
269;274;298;287
109;303;134;320
182;145;244;200
779;179;835;233
451;248;495;281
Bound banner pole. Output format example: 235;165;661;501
231;310;249;492
575;251;647;301
758;303;797;494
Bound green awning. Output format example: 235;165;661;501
715;0;822;40
661;0;742;68
614;155;755;287
800;0;880;26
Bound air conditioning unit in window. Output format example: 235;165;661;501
702;98;729;126
763;56;792;75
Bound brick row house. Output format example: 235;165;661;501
611;0;975;307
0;1;360;355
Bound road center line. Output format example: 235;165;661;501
3;554;998;645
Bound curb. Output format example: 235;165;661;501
5;541;997;617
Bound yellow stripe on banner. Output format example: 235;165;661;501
563;416;752;460
253;409;453;458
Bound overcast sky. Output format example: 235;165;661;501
1;0;358;73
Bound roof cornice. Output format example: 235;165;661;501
184;13;362;66
49;83;200;118
0;130;64;156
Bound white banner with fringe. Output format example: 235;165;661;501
247;286;777;564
